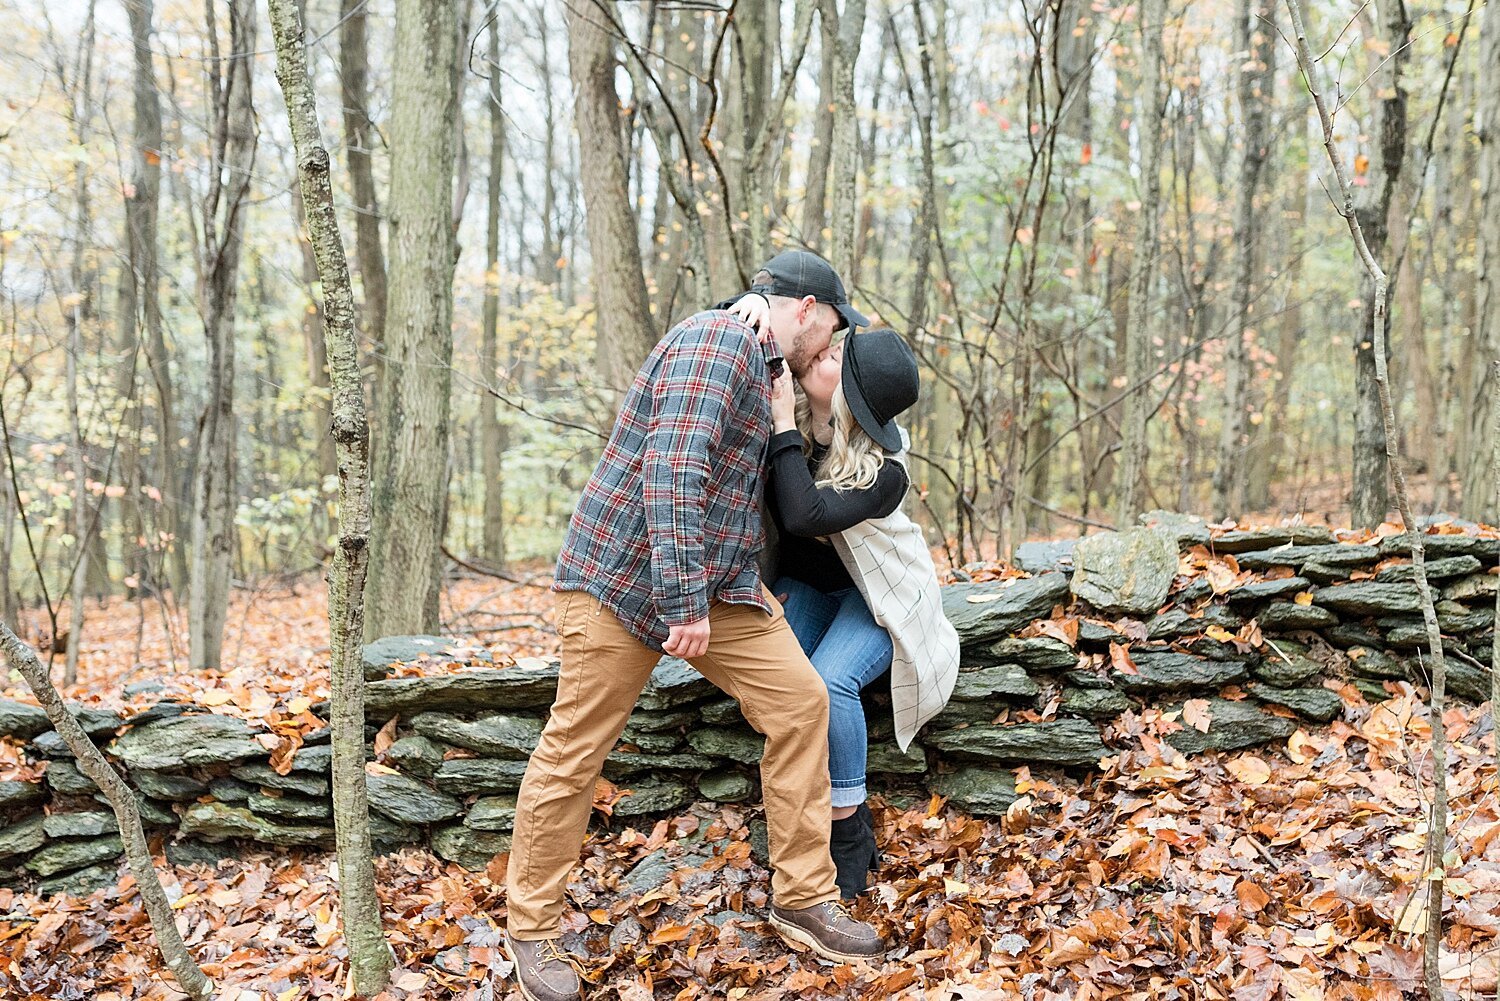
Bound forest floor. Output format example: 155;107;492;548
3;525;1500;1000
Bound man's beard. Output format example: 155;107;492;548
784;329;818;377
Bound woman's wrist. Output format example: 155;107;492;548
773;418;799;434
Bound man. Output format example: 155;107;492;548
504;250;887;1001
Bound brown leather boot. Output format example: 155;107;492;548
766;899;886;964
503;931;582;1001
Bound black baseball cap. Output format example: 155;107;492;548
842;328;919;452
748;249;870;331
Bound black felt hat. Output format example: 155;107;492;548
749;249;869;332
841;328;919;452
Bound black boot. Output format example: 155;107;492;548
830;811;878;899
854;802;882;872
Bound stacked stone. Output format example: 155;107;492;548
1;516;1495;889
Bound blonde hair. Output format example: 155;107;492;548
794;383;885;492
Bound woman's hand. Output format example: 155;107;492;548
726;292;771;336
770;368;798;433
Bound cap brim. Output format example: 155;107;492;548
841;344;903;451
835;302;870;330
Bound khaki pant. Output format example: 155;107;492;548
505;586;840;940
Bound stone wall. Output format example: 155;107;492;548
2;517;1495;894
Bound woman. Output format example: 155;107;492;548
726;294;961;898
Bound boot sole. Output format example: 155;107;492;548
767;910;882;965
502;932;581;1001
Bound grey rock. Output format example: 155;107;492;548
1140;510;1212;546
613;780;695;818
866;742;927;775
1255;602;1338;631
928;766;1019;816
950;665;1040;701
697;771;754;802
165;840;232;868
626;710;697;733
1013;539;1080;574
385;735;447;779
0;700;48;739
42;811;118;838
464;795;518;832
1347;647;1409;680
982;637;1077;670
231;763;329;797
1069;528;1178;616
925;718;1107;768
1376;556;1483;583
44;760;97;795
355;663;561;718
1209;526;1335;553
412;712;544;760
1061;686;1133;719
1224;577;1313;604
1147;604;1244;640
111;713;264;771
122;679;166;697
603;750;716;779
0;779;45;812
1300;561;1357;584
366;772;462;824
1064;669;1115;690
132;770;208;802
38;862;117;897
178;802;332;847
92;791;177;827
1443;574;1500;603
1247;683;1342;722
284;744;333;773
927;702;1005;728
432;758;530;795
1111;652;1248;694
1253;645;1323;688
623;844;710;894
0;815;46;859
1377;533;1500;561
699;699;748;727
1162;698;1297;755
1437;600;1494;634
370;814;421;849
942;573;1072;645
1235;543;1380;571
208;777;254;802
361;634;493;681
1353;678;1395;703
1323;623;1385;648
1173;579;1214;605
617;722;681;754
749;819;769;866
431;823;510;871
1448;662;1493;703
1313;582;1431;616
247;791;332;823
686;728;765;765
638;657;716;711
123;701;195;728
1384;624;1433;649
1076;621;1123;646
26;835;123;877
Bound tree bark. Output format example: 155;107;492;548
339;0;387;385
1116;0;1166;527
1464;3;1500;522
268;1;393;991
566;1;657;391
189;0;257;672
1211;0;1276;519
481;19;507;566
825;0;868;282
365;0;460;641
1;624;214;998
801;4;837;249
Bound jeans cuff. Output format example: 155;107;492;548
830;782;867;809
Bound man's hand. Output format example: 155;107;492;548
663;617;711;659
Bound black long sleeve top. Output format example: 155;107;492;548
765;429;909;593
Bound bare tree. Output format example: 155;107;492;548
824;0;868;281
339;0;388;383
1464;3;1500;522
365;0;460;640
481;14;508;566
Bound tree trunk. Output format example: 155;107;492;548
481;19;507;566
1350;0;1410;528
825;0;868;282
339;0;387;387
566;0;657;391
268;1;393;991
291;180;338;485
1464;2;1500;522
189;0;257;672
1116;0;1166;527
801;4;837;249
365;0;460;641
1211;0;1276;519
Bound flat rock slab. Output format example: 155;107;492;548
44;761;97;795
1069;528;1178;616
1013;539;1080;574
37;862;117;897
1246;683;1342;722
1235;543;1380;571
431;823;510;871
354;665;562;718
0;701;122;741
1255;602;1338;631
1444;574;1500;603
928;765;1019;815
247;792;332;823
1163;698;1297;755
464;795;518;832
603;750;716;779
411;712;544;760
42;811;118;838
1376;556;1483;582
0;815;46;860
1224;577;1312;603
637;658;718;711
110;713;264;771
686;728;765;765
1377;534;1500;560
362;634;494;681
612;780;695;818
1061;686;1134;719
26;835;123;877
980;637;1077;670
1147;605;1244;640
178;802;332;847
697;771;754;802
925;718;1107;768
366;772;462;824
950;665;1039;702
132;770;208;802
866;742;928;775
1312;582;1430;616
432;759;531;796
0;780;45;812
1253;646;1323;688
1112;652;1248;694
1209;526;1335;553
942;573;1071;645
231;764;329;797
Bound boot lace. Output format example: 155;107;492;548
538;938;574;967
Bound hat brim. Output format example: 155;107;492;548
834;302;870;330
841;343;903;452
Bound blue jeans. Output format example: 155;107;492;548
770;576;893;808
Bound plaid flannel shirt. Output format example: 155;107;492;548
553;310;776;651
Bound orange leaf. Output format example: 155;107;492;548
649;923;693;945
1109;642;1138;675
1080;142;1093;165
1182;698;1213;733
1237;879;1271;912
